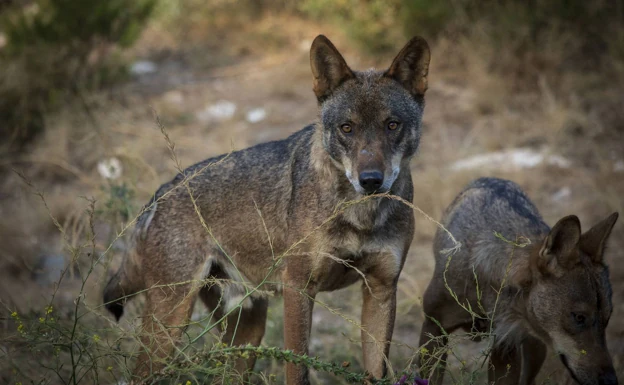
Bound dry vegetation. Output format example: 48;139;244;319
1;1;623;384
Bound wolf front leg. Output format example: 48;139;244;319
283;264;317;385
489;344;523;385
519;336;546;385
361;257;400;381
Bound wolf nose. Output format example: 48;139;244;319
359;170;384;193
599;367;618;385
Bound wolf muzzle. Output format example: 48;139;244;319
359;170;384;194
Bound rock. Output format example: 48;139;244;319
196;100;237;122
450;148;571;172
551;186;571;202
129;60;158;76
246;108;267;123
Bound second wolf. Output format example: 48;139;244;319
104;35;431;384
419;177;619;385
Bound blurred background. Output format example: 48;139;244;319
0;0;623;384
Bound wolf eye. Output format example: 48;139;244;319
340;124;352;133
387;121;399;130
572;312;586;325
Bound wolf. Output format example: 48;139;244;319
103;34;431;384
418;177;619;385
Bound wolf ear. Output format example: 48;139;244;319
539;215;581;272
310;35;355;103
580;212;619;263
385;36;431;97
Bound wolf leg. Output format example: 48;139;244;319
519;336;546;385
133;282;197;380
489;344;522;385
282;263;317;385
360;268;398;380
199;285;268;381
418;277;469;385
418;317;449;385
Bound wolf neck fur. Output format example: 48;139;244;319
490;240;549;348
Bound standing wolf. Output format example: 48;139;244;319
419;177;619;385
103;35;431;384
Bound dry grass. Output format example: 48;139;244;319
1;9;623;385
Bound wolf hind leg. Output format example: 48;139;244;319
133;281;198;380
131;244;212;381
418;277;471;385
199;284;268;382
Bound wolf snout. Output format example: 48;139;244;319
359;170;384;194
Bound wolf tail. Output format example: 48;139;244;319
103;252;142;321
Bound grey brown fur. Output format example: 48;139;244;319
103;34;431;384
419;177;619;385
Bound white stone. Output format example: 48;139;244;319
551;186;571;202
450;148;571;172
129;60;157;75
246;108;267;123
196;100;237;122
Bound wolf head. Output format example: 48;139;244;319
310;35;430;195
524;212;619;385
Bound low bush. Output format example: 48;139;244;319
0;0;157;151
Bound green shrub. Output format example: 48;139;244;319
0;0;157;151
298;0;623;62
298;0;404;54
